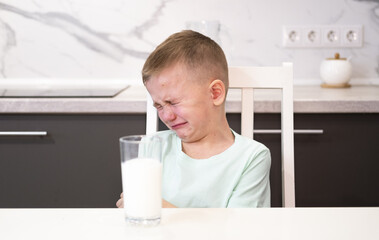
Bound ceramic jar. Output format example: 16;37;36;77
320;53;352;88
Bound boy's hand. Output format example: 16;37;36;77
162;199;177;208
116;192;124;208
116;192;177;208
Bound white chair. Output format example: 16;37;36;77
145;63;295;207
228;63;295;207
146;94;159;135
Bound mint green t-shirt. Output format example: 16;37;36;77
154;129;271;208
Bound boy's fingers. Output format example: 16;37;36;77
116;192;124;208
116;198;124;208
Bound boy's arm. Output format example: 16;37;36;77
226;148;271;208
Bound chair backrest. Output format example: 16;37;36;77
228;63;295;208
145;63;295;207
146;94;159;135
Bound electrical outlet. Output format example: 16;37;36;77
282;25;363;48
341;25;363;47
303;27;321;47
321;26;341;47
282;26;302;47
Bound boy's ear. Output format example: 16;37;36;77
209;79;226;106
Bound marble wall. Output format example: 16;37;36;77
0;0;378;85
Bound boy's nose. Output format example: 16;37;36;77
159;106;176;123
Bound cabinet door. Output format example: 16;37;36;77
0;114;146;208
227;113;379;207
294;113;379;207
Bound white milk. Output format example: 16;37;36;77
121;158;162;219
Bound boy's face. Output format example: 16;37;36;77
145;63;214;143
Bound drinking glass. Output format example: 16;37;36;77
120;135;162;226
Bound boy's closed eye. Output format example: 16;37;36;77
154;101;179;109
169;101;179;106
154;103;163;110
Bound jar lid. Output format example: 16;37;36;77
326;53;346;60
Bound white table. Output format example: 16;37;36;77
1;208;378;240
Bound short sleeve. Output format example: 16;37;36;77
226;147;271;208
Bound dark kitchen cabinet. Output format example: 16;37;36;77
0;114;146;208
1;113;378;208
227;113;379;207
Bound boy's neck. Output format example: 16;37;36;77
181;121;234;159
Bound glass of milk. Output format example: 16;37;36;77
119;135;162;226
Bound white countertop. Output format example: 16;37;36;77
0;79;129;97
1;85;379;113
1;208;378;240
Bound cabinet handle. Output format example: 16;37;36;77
254;129;324;134
0;131;48;136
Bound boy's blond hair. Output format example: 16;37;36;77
142;30;228;90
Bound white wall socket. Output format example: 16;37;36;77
303;27;321;47
321;26;341;47
341;25;363;47
282;26;303;47
282;25;363;48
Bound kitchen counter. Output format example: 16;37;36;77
1;85;379;114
